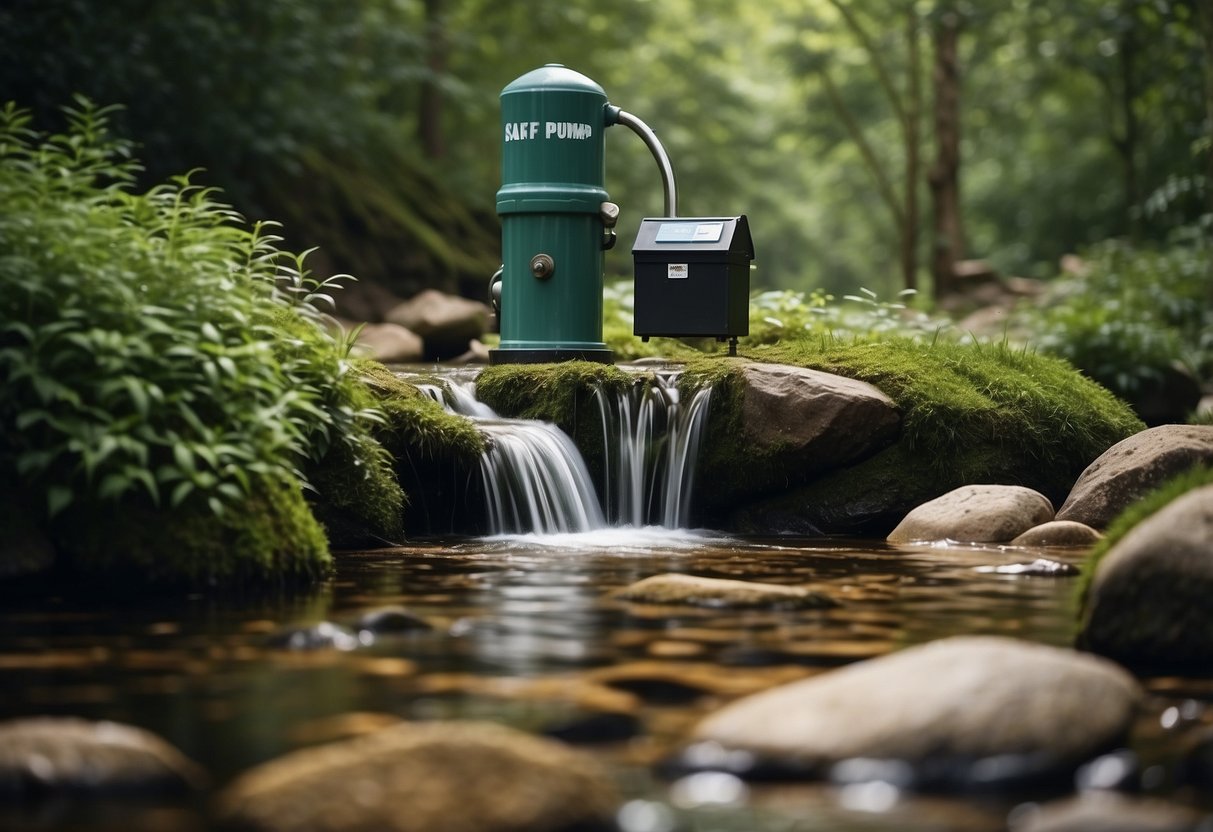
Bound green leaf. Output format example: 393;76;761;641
47;485;73;517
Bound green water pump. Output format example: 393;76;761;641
489;64;677;365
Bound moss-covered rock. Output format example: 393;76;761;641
55;473;331;588
699;339;1143;534
355;361;486;535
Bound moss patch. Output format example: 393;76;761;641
1076;464;1213;612
683;338;1143;532
354;361;486;534
56;473;330;589
476;362;635;482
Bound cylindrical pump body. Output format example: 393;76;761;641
491;64;613;364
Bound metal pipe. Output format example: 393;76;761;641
612;109;677;217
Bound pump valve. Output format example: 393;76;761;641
600;201;619;251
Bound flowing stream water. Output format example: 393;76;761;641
1;369;1209;831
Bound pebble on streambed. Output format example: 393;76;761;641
613;572;836;610
683;636;1141;791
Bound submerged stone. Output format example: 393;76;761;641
1079;484;1213;668
0;717;206;797
614;572;835;610
214;721;619;832
352;606;433;635
265;621;362;651
690;636;1140;789
888;485;1055;544
1056;425;1213;530
1008;793;1204;832
1011;521;1103;547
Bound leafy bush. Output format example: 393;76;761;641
1028;236;1212;400
0;100;398;582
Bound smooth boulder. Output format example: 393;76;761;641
615;573;835;610
1056;425;1213;529
1012;520;1103;547
888;485;1054;543
691;636;1140;785
350;322;424;364
1079;484;1213;666
215;720;619;832
385;289;490;360
0;717;206;796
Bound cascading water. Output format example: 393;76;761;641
594;373;712;529
416;369;712;535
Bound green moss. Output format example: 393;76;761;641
679;338;1143;532
57;473;330;588
1076;464;1213;611
353;360;485;534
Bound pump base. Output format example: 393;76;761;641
489;347;614;365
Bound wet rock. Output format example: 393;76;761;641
690;636;1140;788
1079;484;1213;667
385;289;490;360
1056;425;1213;529
1012;520;1103;547
264;621;362;651
887;485;1054;543
449;338;491;365
215;720;619;832
1009;793;1204;832
349;321;424;364
738;362;900;475
1074;749;1140;793
352;606;433;635
0;717;206;797
614;573;835;610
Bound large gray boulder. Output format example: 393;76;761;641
385;289;490;360
887;485;1054;543
738;363;900;469
1079;484;1213;666
0;717;206;796
215;721;619;832
691;636;1139;786
698;362;899;514
350;321;424;364
1057;425;1213;529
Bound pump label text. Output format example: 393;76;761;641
505;121;594;142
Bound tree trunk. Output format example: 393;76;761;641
1117;0;1140;237
1199;2;1213;220
418;0;446;160
929;7;964;301
903;7;922;295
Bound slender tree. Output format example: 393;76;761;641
928;4;964;299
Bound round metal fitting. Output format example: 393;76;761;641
530;253;555;280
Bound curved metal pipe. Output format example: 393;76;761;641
613;109;678;217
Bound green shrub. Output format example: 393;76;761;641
1029;237;1212;399
0;100;397;583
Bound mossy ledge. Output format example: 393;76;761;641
476;362;635;483
471;341;1142;536
688;338;1143;533
355;360;487;535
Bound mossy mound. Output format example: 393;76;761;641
686;339;1143;533
355;361;486;535
55;473;330;589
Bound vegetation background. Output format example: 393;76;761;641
2;0;1207;295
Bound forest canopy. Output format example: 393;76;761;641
1;0;1209;301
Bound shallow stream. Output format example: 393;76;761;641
3;529;1210;830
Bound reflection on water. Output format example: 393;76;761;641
0;534;1207;830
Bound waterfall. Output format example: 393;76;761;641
594;372;712;529
415;370;711;535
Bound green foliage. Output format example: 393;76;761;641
1025;234;1212;399
0;100;396;581
1076;464;1213;611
